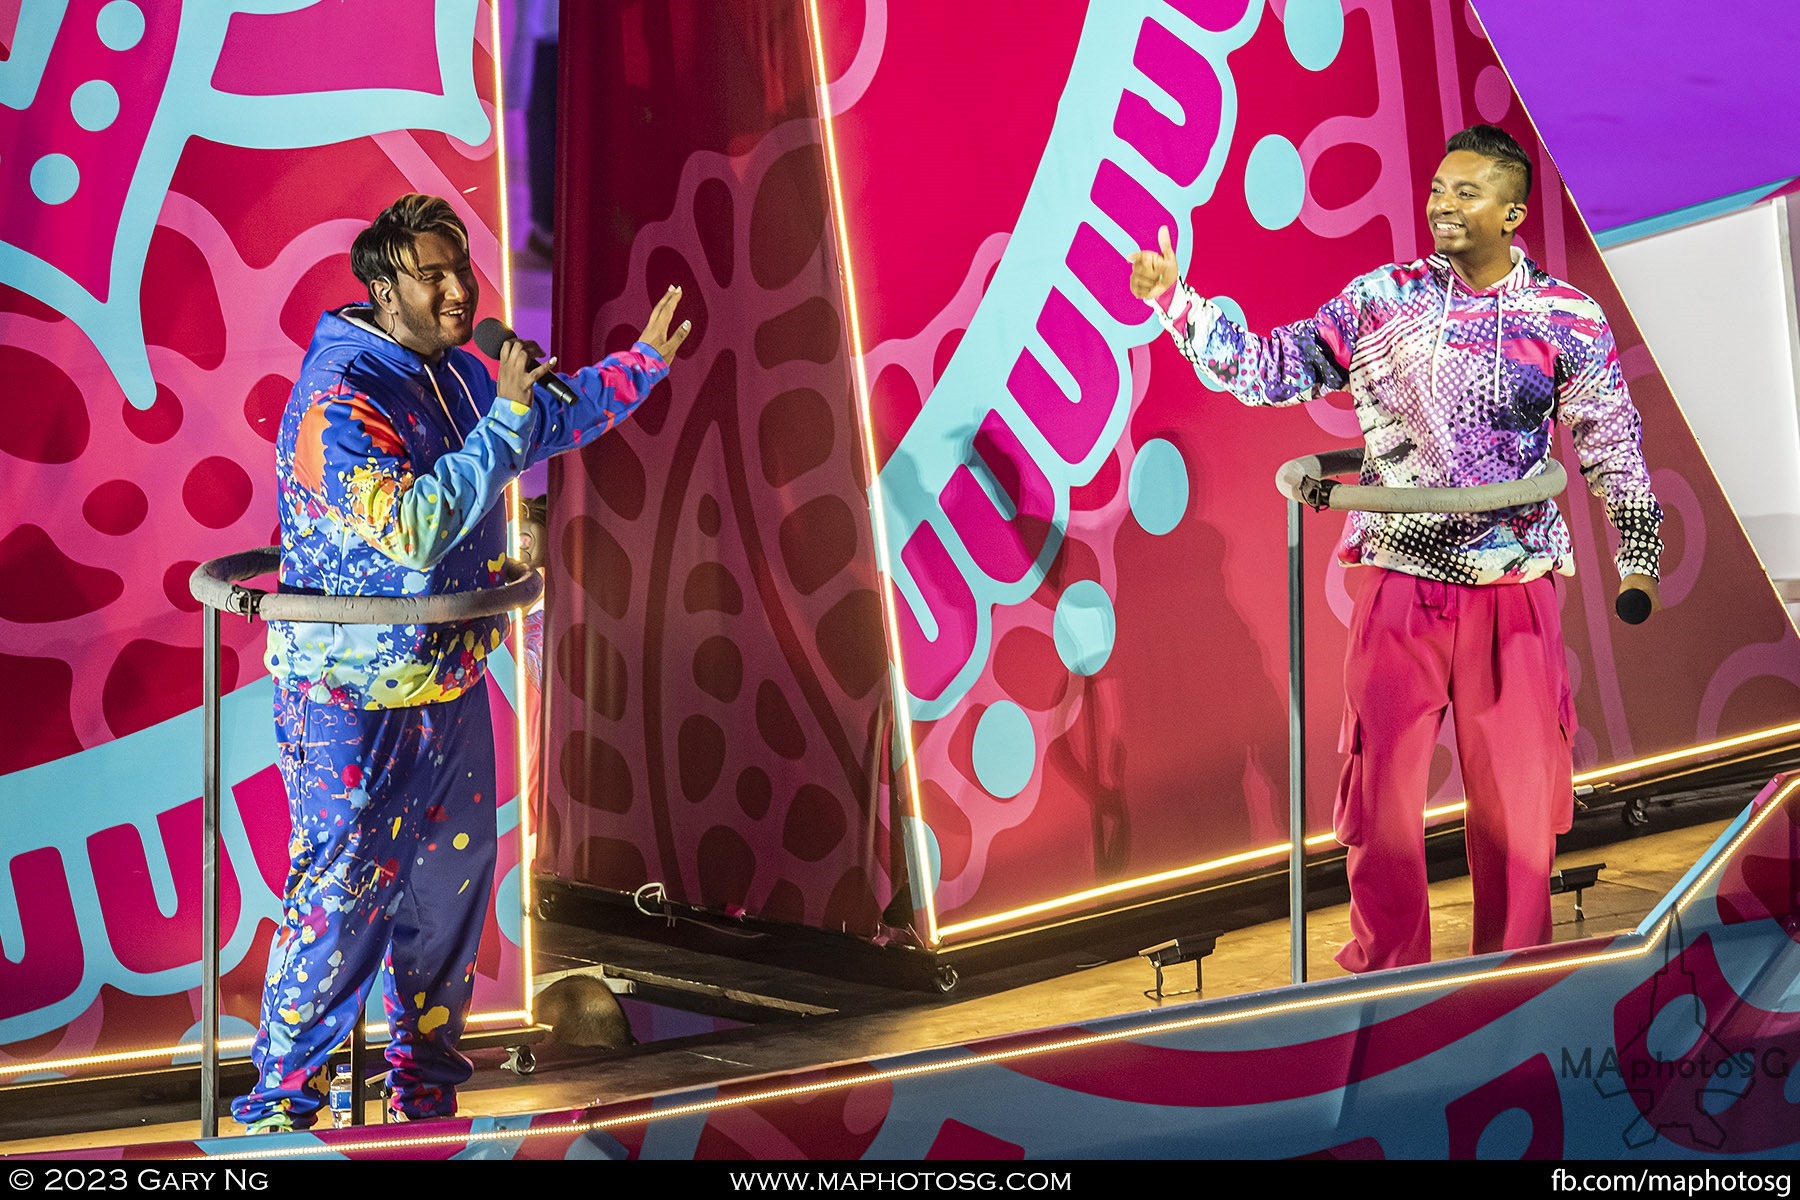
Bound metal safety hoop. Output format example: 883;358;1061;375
1275;452;1567;985
187;547;542;1137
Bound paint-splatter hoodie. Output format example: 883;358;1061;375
1155;248;1662;586
268;303;666;708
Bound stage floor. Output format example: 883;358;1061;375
0;786;1751;1158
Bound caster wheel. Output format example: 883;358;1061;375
504;1044;537;1075
1620;796;1650;829
933;965;958;994
534;891;558;921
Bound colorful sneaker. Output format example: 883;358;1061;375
245;1112;314;1136
386;1103;459;1124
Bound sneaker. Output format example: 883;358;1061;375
245;1112;314;1136
387;1103;460;1124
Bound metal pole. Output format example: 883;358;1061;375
200;605;222;1137
351;1009;367;1126
189;549;543;1135
1287;496;1308;985
1272;450;1570;986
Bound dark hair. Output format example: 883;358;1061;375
1445;124;1532;203
349;194;470;298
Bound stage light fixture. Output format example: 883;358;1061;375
1138;931;1221;1001
1550;862;1607;922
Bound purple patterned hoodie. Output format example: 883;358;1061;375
1156;248;1662;586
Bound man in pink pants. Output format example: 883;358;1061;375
1128;124;1663;971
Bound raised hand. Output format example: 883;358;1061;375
1128;225;1179;301
639;285;694;362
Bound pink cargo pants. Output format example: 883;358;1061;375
1332;568;1575;972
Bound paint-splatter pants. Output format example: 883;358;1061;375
231;684;496;1127
1332;570;1574;973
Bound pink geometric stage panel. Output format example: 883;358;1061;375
546;1;1799;955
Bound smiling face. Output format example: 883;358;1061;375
381;229;478;361
1426;149;1526;287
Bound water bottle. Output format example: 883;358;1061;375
329;1064;354;1128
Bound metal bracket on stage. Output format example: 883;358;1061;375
1273;451;1568;985
1550;862;1606;922
187;547;543;1138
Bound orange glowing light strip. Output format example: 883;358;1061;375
803;0;941;947
934;722;1800;942
1572;720;1800;785
191;775;1799;1161
486;0;541;1029
0;1011;532;1083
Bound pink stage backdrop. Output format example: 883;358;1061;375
551;0;1798;953
0;1;534;1082
545;3;897;939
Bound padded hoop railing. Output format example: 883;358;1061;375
1276;448;1567;514
190;546;542;624
1275;450;1567;986
187;547;541;1137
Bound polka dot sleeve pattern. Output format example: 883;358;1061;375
1152;252;1663;586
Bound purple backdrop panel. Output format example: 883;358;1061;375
1475;0;1800;234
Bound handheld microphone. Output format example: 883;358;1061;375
474;317;576;406
1615;588;1652;625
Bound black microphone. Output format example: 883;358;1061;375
1615;588;1652;625
474;317;576;406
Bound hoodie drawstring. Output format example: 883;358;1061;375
444;360;482;424
1431;278;1453;397
424;369;459;440
1493;291;1504;403
1430;261;1509;405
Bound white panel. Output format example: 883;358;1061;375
1602;201;1800;592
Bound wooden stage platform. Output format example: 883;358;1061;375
0;777;1760;1158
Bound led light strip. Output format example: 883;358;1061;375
191;775;1798;1160
935;723;1800;941
1571;721;1800;785
485;0;541;1031
802;0;941;945
0;1012;532;1083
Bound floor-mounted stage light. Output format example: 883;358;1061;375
1550;862;1606;923
1138;931;1221;1001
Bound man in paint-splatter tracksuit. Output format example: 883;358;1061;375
1130;125;1662;972
233;194;690;1132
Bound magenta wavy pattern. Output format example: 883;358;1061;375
832;0;1800;940
541;7;894;936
